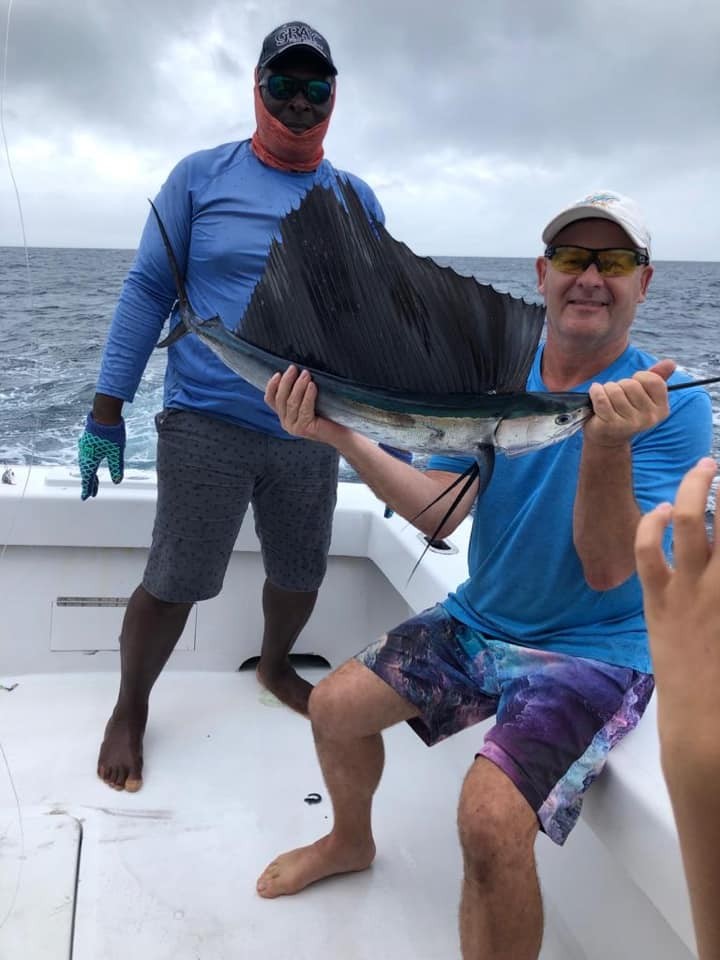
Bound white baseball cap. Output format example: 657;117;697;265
542;191;652;258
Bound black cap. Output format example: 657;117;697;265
257;21;337;76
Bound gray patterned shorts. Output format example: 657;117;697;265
142;409;339;601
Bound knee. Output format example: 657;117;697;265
309;671;369;740
136;586;192;617
308;660;397;741
151;597;192;617
308;675;347;736
457;767;537;878
457;797;516;872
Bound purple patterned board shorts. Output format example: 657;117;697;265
356;604;654;845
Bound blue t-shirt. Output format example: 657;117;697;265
97;140;384;437
427;344;713;673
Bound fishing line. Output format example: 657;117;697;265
0;0;36;553
0;740;24;931
0;0;30;934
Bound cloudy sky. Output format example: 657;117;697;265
0;0;718;259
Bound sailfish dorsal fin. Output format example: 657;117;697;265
237;179;546;396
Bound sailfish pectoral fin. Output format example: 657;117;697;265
156;321;190;349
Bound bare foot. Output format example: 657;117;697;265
256;661;313;715
97;704;147;792
256;835;375;899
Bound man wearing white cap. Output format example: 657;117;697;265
542;190;652;251
257;191;712;960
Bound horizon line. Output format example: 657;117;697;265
0;243;717;266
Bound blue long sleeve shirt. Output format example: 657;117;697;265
97;139;384;437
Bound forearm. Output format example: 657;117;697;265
634;457;720;960
574;438;640;590
332;428;471;537
98;169;190;402
96;284;169;402
661;751;720;960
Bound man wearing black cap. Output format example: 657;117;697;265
82;22;383;792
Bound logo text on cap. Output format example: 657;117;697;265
275;24;326;54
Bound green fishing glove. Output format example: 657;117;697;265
78;412;126;501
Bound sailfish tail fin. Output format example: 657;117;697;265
148;199;193;349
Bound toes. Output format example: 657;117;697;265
257;879;281;898
125;759;143;792
110;768;125;789
256;866;281;896
98;763;136;791
98;763;117;787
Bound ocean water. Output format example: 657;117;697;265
1;247;719;480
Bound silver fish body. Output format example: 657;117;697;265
183;312;592;457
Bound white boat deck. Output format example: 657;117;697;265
1;670;578;960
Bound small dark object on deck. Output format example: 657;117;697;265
304;792;322;805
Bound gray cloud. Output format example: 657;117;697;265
7;0;719;153
328;0;720;165
0;0;718;255
4;0;251;139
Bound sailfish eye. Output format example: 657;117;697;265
554;413;572;425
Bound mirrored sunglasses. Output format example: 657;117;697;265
262;74;333;105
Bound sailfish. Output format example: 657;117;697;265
152;180;715;543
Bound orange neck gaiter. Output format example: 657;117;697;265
250;80;335;173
